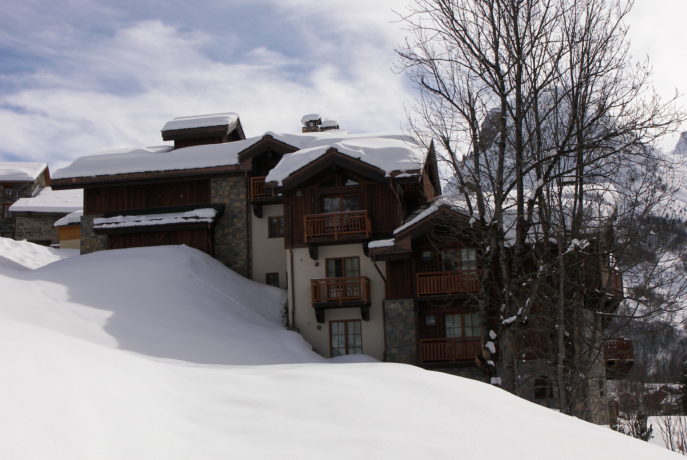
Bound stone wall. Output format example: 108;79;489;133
211;175;250;277
80;214;106;254
14;214;60;244
383;298;417;364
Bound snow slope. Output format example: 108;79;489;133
0;240;680;459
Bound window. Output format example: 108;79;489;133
268;216;284;238
321;195;361;213
425;314;436;327
445;312;480;339
1;203;10;218
265;272;279;287
440;248;477;271
326;257;360;278
330;319;362;357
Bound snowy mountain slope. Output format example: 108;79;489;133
0;240;681;459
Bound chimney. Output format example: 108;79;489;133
301;113;322;133
320;119;340;131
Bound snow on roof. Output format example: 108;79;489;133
9;187;83;213
0;162;47;182
92;208;217;230
321;119;339;128
53;130;426;183
368;239;395;249
54;210;83;227
52;139;262;180
265;132;425;185
394;196;469;235
301;113;321;124
161;113;239;132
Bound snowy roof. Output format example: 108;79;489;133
53;131;427;183
321;120;339;128
394;196;469;235
265;132;425;185
0;162;47;182
92;208;217;230
161;113;239;132
9;187;83;213
54;210;83;227
52;140;261;180
301;113;321;124
367;239;395;249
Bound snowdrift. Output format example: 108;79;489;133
0;240;679;459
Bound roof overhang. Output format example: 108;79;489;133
274;148;388;191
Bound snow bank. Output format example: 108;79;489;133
9;187;82;213
0;237;77;270
0;161;46;182
0;239;678;459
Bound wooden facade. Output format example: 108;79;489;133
84;179;212;215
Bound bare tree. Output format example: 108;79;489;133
396;0;684;422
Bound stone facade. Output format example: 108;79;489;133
80;214;107;254
211;175;250;277
383;298;417;364
13;214;60;244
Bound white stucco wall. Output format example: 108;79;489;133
288;244;386;360
250;204;287;288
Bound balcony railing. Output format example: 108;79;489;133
304;211;371;241
604;338;634;362
311;276;371;306
416;269;480;296
419;337;482;364
250;176;271;200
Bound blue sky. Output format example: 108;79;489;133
0;0;684;170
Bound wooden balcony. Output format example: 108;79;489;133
604;337;634;379
250;176;271;200
416;270;480;296
419;337;482;364
311;276;371;322
304;210;371;242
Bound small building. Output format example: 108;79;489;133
54;210;83;249
0;162;50;238
9;187;83;246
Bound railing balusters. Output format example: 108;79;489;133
304;211;371;241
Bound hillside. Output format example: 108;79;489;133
0;239;680;459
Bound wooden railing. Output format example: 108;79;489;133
419;337;482;363
304;211;371;241
416;270;480;296
250;176;270;200
311;276;370;305
604;338;634;361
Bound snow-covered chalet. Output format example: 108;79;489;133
51;113;632;421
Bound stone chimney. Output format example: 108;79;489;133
301;113;322;133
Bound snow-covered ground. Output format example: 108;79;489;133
0;239;680;459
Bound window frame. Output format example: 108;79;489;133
267;216;284;238
265;272;280;287
329;319;363;357
325;256;360;278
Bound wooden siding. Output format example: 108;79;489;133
57;225;80;241
386;259;415;299
85;179;211;214
107;228;211;254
